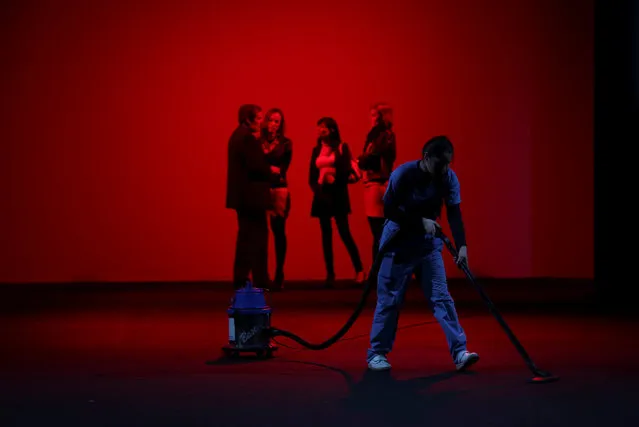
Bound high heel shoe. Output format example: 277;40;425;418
271;271;284;291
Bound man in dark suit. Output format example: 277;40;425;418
226;104;278;289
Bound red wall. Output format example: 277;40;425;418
1;0;593;283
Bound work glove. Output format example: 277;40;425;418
455;245;468;267
422;218;441;235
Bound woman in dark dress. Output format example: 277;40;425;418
260;108;292;290
308;117;365;288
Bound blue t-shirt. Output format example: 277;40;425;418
383;160;461;230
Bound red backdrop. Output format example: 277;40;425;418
1;0;593;283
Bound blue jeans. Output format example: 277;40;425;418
367;225;467;363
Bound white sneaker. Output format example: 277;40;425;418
455;351;480;371
368;354;391;371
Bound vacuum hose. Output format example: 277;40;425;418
268;228;402;349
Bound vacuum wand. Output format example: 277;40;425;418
437;231;559;383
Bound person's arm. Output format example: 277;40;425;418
362;127;380;154
359;132;396;171
357;142;370;170
280;139;292;178
385;132;397;167
334;143;353;184
308;148;320;193
446;204;467;250
444;170;467;250
383;169;425;232
358;139;374;170
243;132;273;180
373;131;394;155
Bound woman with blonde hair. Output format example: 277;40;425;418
358;103;397;262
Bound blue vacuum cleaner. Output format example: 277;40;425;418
221;230;559;383
222;282;277;358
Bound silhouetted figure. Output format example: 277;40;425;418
260;108;292;290
308;117;365;288
226;104;278;289
358;103;396;263
367;136;478;372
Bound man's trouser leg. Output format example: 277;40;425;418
418;247;467;360
233;210;268;289
367;247;416;362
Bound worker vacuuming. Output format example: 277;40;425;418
367;135;479;372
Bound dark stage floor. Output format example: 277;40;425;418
1;279;638;426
